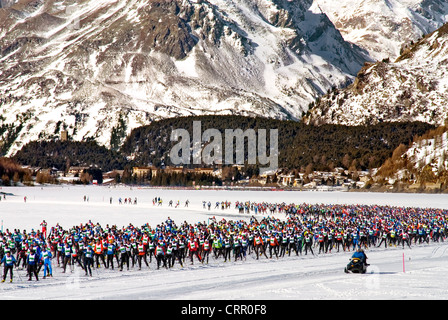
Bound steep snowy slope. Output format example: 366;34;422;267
316;0;448;61
304;23;448;126
0;0;366;156
376;126;448;185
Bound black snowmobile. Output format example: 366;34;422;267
344;257;367;274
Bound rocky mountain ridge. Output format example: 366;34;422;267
0;0;366;156
315;0;448;61
304;22;448;127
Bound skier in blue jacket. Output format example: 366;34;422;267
351;248;368;265
106;243;116;270
40;245;53;278
1;251;17;282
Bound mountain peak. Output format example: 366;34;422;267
0;0;366;156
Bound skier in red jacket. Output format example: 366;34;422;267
187;238;202;264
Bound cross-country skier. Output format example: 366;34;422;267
155;242;167;270
212;236;223;259
83;245;94;276
137;240;149;270
61;242;72;273
94;239;106;268
187;237;202;264
268;234;279;259
304;233;314;255
119;241;130;271
27;249;39;281
253;233;268;260
401;230;412;249
40;245;53;279
1;251;17;282
40;220;47;239
106;242;116;270
222;236;232;262
201;239;211;264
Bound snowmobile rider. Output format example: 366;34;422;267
351;248;368;266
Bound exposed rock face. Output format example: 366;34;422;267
138;1;196;60
303;23;448;127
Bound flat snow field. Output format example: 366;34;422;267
0;185;448;301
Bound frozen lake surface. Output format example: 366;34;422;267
0;185;447;300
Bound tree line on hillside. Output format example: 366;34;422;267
121;115;434;172
3;115;435;186
12;140;128;172
0;157;32;186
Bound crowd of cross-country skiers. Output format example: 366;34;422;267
1;199;448;283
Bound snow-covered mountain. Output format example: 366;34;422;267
315;0;448;61
303;22;448;127
404;128;448;179
0;0;367;156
